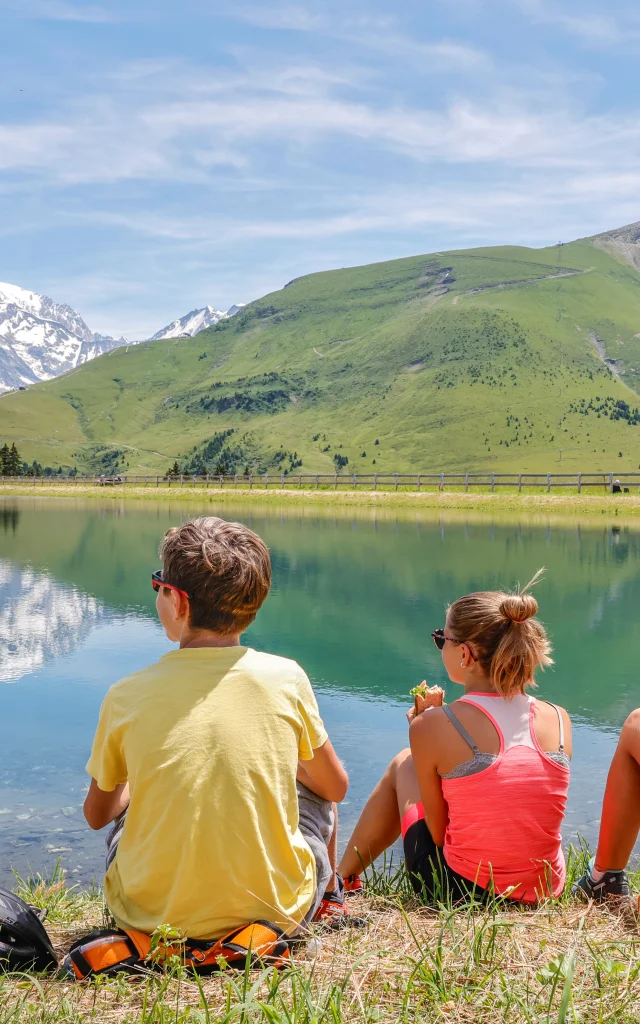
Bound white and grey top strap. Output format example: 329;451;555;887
443;704;481;754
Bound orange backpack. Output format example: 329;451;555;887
64;920;291;979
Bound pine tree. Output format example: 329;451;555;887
7;443;21;475
0;443;8;476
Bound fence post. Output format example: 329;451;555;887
281;474;285;488
334;473;338;490
315;475;319;489
374;474;378;491
577;473;582;494
353;473;357;490
609;472;614;494
491;473;495;493
249;474;253;490
465;473;469;493
547;473;551;493
440;472;444;492
298;474;302;489
180;474;183;487
417;474;421;492
518;473;522;493
265;474;268;489
394;474;399;491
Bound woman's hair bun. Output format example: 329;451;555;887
499;592;538;624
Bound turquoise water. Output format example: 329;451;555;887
1;497;639;884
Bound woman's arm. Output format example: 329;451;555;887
409;712;449;846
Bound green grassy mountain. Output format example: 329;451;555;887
2;223;640;475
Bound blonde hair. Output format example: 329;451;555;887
446;569;553;696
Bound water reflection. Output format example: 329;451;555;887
1;506;20;534
0;561;104;684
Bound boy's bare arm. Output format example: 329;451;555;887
297;739;348;803
84;779;130;830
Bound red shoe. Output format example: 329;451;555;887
312;890;346;922
343;874;364;897
312;890;366;930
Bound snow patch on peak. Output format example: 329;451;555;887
148;302;245;342
0;281;130;393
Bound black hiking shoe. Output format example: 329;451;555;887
573;856;632;902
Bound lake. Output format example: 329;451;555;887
1;496;639;886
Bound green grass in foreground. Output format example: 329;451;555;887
4;847;640;1023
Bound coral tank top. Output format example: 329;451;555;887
441;694;569;903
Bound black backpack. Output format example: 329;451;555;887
0;888;57;973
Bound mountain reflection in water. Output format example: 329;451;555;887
0;562;104;683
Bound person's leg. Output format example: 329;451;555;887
105;808;127;869
574;711;640;900
297;783;336;919
595;711;640;871
327;803;338;892
338;749;420;879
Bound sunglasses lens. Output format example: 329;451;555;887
432;630;445;651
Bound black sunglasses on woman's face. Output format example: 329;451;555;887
431;628;460;651
432;628;476;662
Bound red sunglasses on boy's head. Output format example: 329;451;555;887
151;569;190;600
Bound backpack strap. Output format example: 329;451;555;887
179;921;290;974
64;921;290;979
64;930;146;979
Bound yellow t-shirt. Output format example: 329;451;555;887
86;646;328;940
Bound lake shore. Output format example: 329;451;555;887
3;481;640;521
6;865;640;1023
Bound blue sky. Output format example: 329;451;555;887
1;0;639;338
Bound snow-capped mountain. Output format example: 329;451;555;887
0;282;126;392
149;303;245;341
0;282;247;392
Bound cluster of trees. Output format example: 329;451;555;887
1;442;76;477
0;443;21;475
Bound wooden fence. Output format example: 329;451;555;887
3;472;640;493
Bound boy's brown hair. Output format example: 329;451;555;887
160;516;271;634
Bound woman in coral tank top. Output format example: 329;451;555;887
339;572;572;903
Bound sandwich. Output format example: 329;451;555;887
409;681;445;715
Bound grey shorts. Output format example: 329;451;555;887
105;781;334;923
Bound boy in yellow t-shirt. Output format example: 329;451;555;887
84;516;348;940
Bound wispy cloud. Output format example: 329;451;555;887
514;0;640;44
2;61;638;187
233;4;325;31
14;0;125;22
232;5;491;70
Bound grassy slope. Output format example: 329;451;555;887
2;239;640;474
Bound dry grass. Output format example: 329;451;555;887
4;867;640;1023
